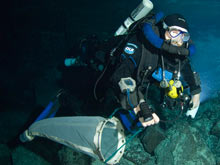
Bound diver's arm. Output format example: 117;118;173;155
111;37;141;89
181;60;201;95
111;58;136;89
142;22;195;57
190;93;200;108
182;61;201;118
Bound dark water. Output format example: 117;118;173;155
0;0;219;164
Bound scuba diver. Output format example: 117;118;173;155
63;9;201;122
19;0;201;164
109;12;201;123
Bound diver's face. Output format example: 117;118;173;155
164;30;184;47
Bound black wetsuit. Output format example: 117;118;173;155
110;24;201;110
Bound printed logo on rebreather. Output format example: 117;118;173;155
124;46;135;55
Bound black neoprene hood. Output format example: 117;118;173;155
164;14;189;31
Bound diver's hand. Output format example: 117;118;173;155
186;93;200;118
139;113;160;127
134;104;159;127
191;93;200;109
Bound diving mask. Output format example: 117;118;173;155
164;27;190;46
168;28;190;42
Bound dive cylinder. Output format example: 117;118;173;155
114;0;153;36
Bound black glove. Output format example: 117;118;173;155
138;102;153;122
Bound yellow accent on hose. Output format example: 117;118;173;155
166;80;183;99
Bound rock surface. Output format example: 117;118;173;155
211;121;220;138
58;146;91;165
155;121;216;165
12;146;50;165
141;125;166;154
